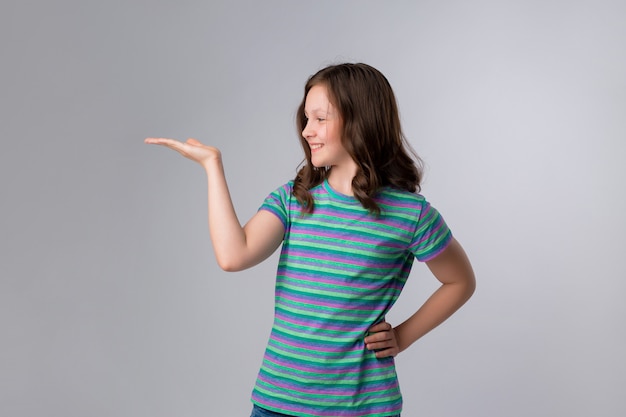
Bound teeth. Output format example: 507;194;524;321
310;144;323;150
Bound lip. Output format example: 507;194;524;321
309;143;324;152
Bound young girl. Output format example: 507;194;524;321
145;63;475;417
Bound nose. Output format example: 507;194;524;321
302;119;313;139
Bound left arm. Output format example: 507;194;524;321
365;237;476;357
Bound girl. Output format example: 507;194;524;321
145;63;475;417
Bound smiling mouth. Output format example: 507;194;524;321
310;144;323;151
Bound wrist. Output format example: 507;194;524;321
201;153;223;171
395;324;415;353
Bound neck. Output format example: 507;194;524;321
327;163;357;196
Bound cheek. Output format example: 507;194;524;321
328;122;343;143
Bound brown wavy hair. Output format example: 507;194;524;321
293;63;423;215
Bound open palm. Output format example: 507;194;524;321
144;137;221;167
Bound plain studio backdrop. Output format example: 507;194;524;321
1;1;624;416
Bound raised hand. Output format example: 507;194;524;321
145;135;285;272
144;137;221;167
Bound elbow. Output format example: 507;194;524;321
465;272;477;300
214;247;242;272
217;259;244;272
216;255;247;272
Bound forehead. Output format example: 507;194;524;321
304;84;332;113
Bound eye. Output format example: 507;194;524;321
317;118;326;122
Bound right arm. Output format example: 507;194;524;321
145;137;285;271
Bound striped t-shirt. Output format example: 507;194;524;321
251;179;452;417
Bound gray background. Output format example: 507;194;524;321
1;1;625;416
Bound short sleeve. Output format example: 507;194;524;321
258;181;293;230
409;199;453;262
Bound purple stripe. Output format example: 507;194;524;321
412;218;448;247
301;218;414;235
291;230;407;248
271;325;359;346
283;248;403;269
273;315;364;337
256;373;398;397
269;333;356;354
277;270;404;292
251;395;401;417
263;350;394;375
276;291;385;311
275;299;382;319
277;275;404;295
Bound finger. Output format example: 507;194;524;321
374;347;398;359
365;330;394;342
364;330;392;344
146;138;194;157
366;339;392;351
145;137;168;144
365;337;397;354
145;137;182;147
368;321;392;333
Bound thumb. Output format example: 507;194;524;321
186;138;203;146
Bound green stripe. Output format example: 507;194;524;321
259;358;398;384
254;381;402;405
276;281;398;303
275;304;378;322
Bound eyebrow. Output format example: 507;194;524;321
304;107;330;117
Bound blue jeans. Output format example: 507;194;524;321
250;404;400;417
